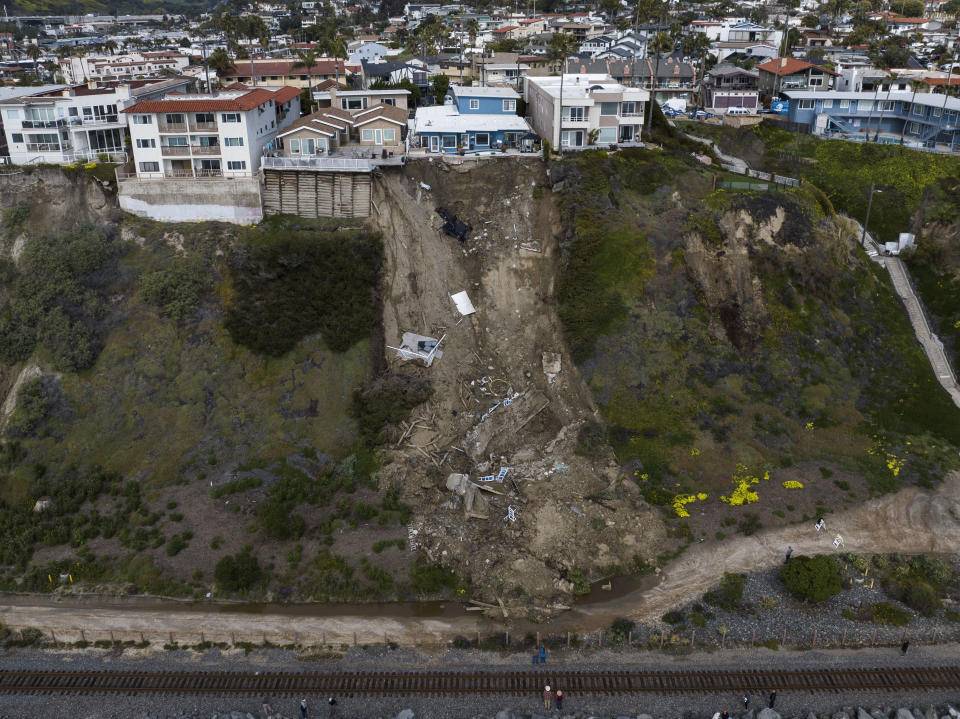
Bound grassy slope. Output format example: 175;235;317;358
0;215;432;601
554;145;960;537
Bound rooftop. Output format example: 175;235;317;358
412;104;531;134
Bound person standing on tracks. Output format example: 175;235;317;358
328;696;337;718
901;640;910;655
300;698;308;718
539;645;547;664
743;695;750;709
555;688;564;711
768;689;777;708
721;710;729;719
785;547;793;563
261;696;274;717
543;684;552;710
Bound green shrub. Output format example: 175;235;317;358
738;512;763;536
719;572;745;605
567;569;591;595
139;259;210;323
351;374;433;444
213;548;261;592
870;602;910;626
210;476;261;498
780;554;842;602
257;498;304;540
408;560;458;595
165;534;188;556
761;638;779;650
662;610;685;624
223;227;382;355
2;202;30;235
575;419;607;458
4;376;63;439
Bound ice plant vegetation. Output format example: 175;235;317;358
720;464;769;506
782;480;804;490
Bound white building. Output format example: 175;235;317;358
59;51;192;84
524;74;648;149
0;77;195;165
121;86;301;179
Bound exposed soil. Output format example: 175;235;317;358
368;157;667;611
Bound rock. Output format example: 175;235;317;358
759;710;783;719
229;712;245;719
395;711;416;719
808;714;819;719
637;714;655;719
495;711;514;719
926;708;939;719
896;709;915;719
859;709;874;719
743;709;755;719
834;712;850;719
948;708;960;719
872;710;889;719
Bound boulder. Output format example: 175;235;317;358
926;708;939;719
895;709;916;719
495;711;514;719
872;710;889;719
395;711;416;719
833;712;850;719
948;708;960;719
637;714;655;719
808;713;819;719
759;709;783;719
859;709;874;719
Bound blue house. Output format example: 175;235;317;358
412;85;532;153
783;90;960;152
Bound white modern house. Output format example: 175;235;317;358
0;77;195;165
59;51;191;84
524;74;648;149
121;86;301;179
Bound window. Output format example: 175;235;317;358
857;100;873;111
597;127;616;143
290;139;301;153
4;109;18;119
11;133;22;143
564;106;585;121
227;160;247;170
133;114;152;124
503;99;516;112
224;137;244;146
822;99;833;109
475;132;490;146
195;112;215;124
931;107;942;118
382;98;396;106
908;121;921;134
221;113;240;123
809;76;823;87
167;136;188;146
68;107;78;117
912;104;924;116
839;100;850;109
139;161;160;172
442;134;457;148
621;101;637;115
361;129;374;141
469;99;480;110
342;97;366;110
799;99;814;110
383;128;396;142
600;102;618;115
165;113;185;124
878;100;895;112
136;138;156;148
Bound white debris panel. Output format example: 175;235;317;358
450;291;476;316
390;332;445;366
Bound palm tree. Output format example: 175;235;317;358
26;44;43;81
327;36;347;87
293;48;319;111
873;72;897;141
104;39;118;55
898;78;925;145
646;23;671;132
546;32;578;151
466;17;479;51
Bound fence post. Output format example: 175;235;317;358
140;632;144;643
598;631;602;648
566;631;570;649
110;630;114;642
691;630;695;647
751;630;755;647
505;631;509;647
322;631;325;645
353;632;357;647
477;631;481;647
169;631;173;644
871;629;876;646
932;629;937;645
628;631;632;647
720;629;725;649
536;632;540;647
902;629;907;642
812;629;817;648
263;632;267;645
231;632;235;646
80;630;85;642
50;630;56;642
781;628;786;647
660;631;664;649
201;632;204;643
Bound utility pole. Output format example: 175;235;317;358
202;38;211;94
860;181;876;249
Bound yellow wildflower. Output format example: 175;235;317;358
782;480;804;490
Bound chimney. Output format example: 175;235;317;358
328;85;337;109
87;79;98;90
781;57;787;68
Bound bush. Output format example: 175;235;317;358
257;498;304;540
139;259;210;323
780;554;842;602
214;549;262;593
4;376;63;439
351;374;433;444
737;512;763;536
210;476;261;498
575;419;607;458
223;227;382;355
870;602;910;626
408;560;458;595
719;572;745;606
662;610;685;625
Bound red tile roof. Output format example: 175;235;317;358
923;76;960;86
221;60;347;78
757;57;838;76
272;85;303;104
121;88;277;113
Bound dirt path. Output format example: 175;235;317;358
4;472;958;643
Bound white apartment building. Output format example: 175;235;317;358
0;77;195;165
121;86;301;179
59;51;192;84
524;74;649;149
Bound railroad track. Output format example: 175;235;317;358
2;667;959;697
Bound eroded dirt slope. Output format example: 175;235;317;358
371;158;666;612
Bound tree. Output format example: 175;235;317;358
293;48;319;111
430;74;450;103
25;44;43;81
546;32;578;150
780;554;842;602
104;39;117;55
214;548;262;592
801;13;819;28
207;47;235;79
326;36;348;86
897;0;925;16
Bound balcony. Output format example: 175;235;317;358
161;145;190;156
191;121;218;131
158;122;188;133
25;143;65;152
192;145;221;155
21;119;67;129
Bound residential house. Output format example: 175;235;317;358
313;87;411;112
783;89;960;151
712;41;779;62
524;74;648;149
220;60;356;88
703;64;760;111
0;77;196;165
59;51;191;84
757;58;839;94
565;56;698;105
348;41;393;64
121;85;301;179
478;61;530;87
411;84;530;152
271;102;407;159
580;34;616;57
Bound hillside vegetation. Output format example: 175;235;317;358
0;209;425;599
553;144;960;542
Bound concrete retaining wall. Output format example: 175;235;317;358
118;176;263;225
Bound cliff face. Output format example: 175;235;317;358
0;168;119;248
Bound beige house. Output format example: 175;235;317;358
272;103;407;157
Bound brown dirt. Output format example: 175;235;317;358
369;158;668;611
